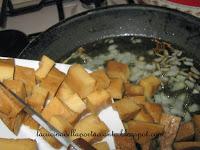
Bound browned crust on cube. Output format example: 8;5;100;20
175;121;195;142
65;64;96;98
14;65;36;96
112;98;141;122
90;69;110;90
106;60;129;82
114;134;137;150
107;78;124;99
159;113;181;150
124;83;144;96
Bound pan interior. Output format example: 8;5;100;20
63;35;200;120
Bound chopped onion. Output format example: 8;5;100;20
191;66;200;75
184;112;191;122
185;80;195;89
188;104;200;112
184;61;193;66
171;82;185;91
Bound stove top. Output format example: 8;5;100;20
3;0;128;35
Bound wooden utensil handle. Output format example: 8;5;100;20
67;138;96;150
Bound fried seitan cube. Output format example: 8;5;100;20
50;115;73;133
0;80;26;117
90;69;110;90
192;115;200;141
134;109;154;123
86;89;111;112
60;93;86;115
106;60;129;82
92;142;110;150
56;79;75;101
14;65;36;96
173;141;200;150
144;102;163;123
127;121;164;144
0;59;15;81
114;134;136;150
70;114;109;143
39;127;62;149
66;64;96;98
124;83;144;96
175;121;195;142
139;76;161;99
0;138;37;150
107;78;124;99
159;113;181;150
35;55;55;81
40;67;65;98
41;97;79;124
112;98;140;121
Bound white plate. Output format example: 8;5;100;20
0;58;124;150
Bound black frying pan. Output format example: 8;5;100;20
18;5;200;62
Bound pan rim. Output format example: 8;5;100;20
18;4;200;58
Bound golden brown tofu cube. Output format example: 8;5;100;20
0;111;25;135
60;93;86;115
23;115;40;130
56;79;75;101
14;65;36;96
134;109;154;123
0;59;15;81
144;102;163;123
90;69;110;90
112;98;140;121
3;79;27;99
106;60;129;82
39;127;62;149
0;138;37;150
42;97;79;124
127;121;164;144
27;86;48;110
0;89;13;115
0;80;26;117
192;115;200;141
107;78;124;99
50;115;73;133
173;141;200;150
66;64;96;98
139;76;161;99
124;83;144;96
92;142;110;150
35;55;55;81
159;113;181;150
40;67;65;98
114;134;137;150
0;90;23;117
128;96;146;105
86;90;111;112
175;121;195;142
70;114;109;143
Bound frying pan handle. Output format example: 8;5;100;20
67;138;97;150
